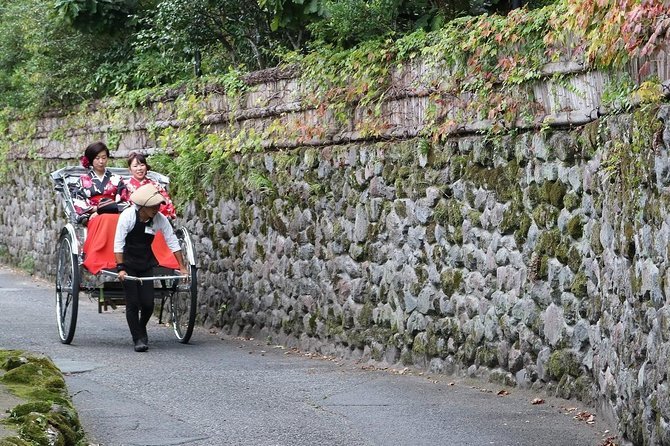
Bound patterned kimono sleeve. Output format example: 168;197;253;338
71;175;93;215
155;181;177;219
114;175;128;202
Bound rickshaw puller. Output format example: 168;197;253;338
114;183;188;352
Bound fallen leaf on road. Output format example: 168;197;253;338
531;398;545;405
574;411;595;424
601;436;618;446
448;382;455;386
497;390;510;396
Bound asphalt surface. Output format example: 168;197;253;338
0;265;616;446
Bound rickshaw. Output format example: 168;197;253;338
51;166;198;345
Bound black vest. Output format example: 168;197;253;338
123;210;158;272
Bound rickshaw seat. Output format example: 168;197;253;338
82;214;179;274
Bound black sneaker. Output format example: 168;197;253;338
134;339;148;352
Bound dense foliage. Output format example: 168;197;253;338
0;0;556;111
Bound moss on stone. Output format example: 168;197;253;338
449;155;468;181
497;165;521;203
578;121;599;159
447;226;463;246
539;180;567;207
499;201;523;235
393;178;408;198
397;165;411;179
431;147;450;171
563;192;581;211
425;222;437;244
536;229;561;257
370;344;385;362
444;199;463;227
394;201;408;219
463;161;520;203
573;375;594;406
475;345;498;368
515;214;532;245
467;210;482;226
571;272;588;298
413;268;427;287
345;328;367;349
642;197;662;225
326;316;344;336
8;401;52;418
270;213;288;235
555;241;570;265
425;332;442;356
281;316;296;334
630;267;642;295
308;313;318;334
589;222;604;255
440;269;463;296
0;351;84;446
566;215;583;239
358;302;374;328
458;339;477;365
382;163;396;181
412;334;427;356
433;199;448;225
350;243;367;261
400;348;413;366
527;183;540;206
532;203;559;228
0;437;31;445
547;349;581;380
567;246;582;272
555;374;575;399
622;222;636;259
538;255;549;280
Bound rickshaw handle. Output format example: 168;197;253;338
101;269;189;284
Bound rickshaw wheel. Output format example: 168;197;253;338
171;227;197;343
56;232;79;344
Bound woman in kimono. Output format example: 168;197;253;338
72;141;128;224
123;152;176;219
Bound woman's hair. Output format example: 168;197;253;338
127;152;151;171
83;142;110;166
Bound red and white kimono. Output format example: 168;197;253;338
122;177;176;219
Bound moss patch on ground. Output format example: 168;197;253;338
0;350;85;446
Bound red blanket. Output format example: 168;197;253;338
82;214;179;274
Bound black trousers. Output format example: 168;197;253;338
122;267;155;342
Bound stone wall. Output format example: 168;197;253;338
2;54;670;444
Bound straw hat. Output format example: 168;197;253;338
130;183;166;207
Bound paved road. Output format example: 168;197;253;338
0;265;615;446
